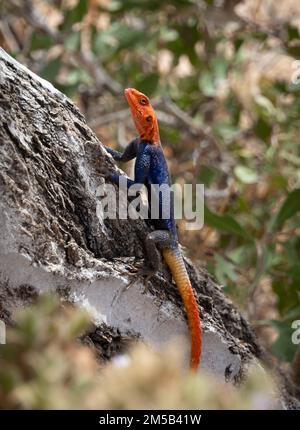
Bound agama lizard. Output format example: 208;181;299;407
104;88;202;371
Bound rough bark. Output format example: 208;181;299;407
0;48;298;408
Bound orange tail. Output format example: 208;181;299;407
162;248;202;371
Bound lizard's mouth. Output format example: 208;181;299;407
124;88;134;105
124;88;142;117
124;88;131;97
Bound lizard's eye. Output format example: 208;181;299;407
140;98;147;105
146;115;152;122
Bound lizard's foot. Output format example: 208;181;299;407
99;166;114;181
123;267;156;293
98;165;109;176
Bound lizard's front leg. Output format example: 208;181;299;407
100;138;138;179
104;138;139;162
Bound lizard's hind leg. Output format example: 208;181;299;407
124;230;172;291
144;230;173;272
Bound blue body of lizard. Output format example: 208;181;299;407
105;138;178;251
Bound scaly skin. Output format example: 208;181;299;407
104;88;202;371
162;248;202;370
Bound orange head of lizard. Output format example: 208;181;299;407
124;88;160;144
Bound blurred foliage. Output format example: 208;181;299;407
0;0;300;363
0;295;96;409
0;296;277;409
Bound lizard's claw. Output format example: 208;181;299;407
123;267;156;293
99;166;111;179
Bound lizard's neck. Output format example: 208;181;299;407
139;129;160;145
132;113;160;144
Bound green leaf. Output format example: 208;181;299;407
215;254;237;285
286;24;300;41
62;0;88;31
234;37;245;52
93;31;118;59
213;123;240;143
254;117;272;140
160;28;178;43
93;23;148;57
198;165;217;187
259;319;298;362
134;73;159;95
65;67;91;85
204;206;252;241
199;72;216;97
40;57;61;82
255;94;276;116
212;57;227;83
283;306;300;321
272;279;300;315
160;125;180;144
30;34;53;51
56;83;79;98
106;0;123;11
271;189;300;230
287;265;300;281
65;33;80;52
234;166;258;184
228;244;256;266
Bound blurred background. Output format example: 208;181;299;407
0;0;299;371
